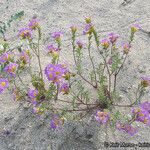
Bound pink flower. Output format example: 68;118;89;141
141;76;150;87
50;115;65;129
32;107;44;115
140;101;150;113
28;19;39;30
45;64;69;84
131;23;141;33
95;111;110;124
100;39;110;49
108;33;119;44
46;44;59;54
0;52;13;63
51;32;63;40
132;107;150;126
83;23;94;35
76;40;85;49
28;89;38;99
18;28;32;39
59;83;69;94
122;42;131;54
19;50;30;64
116;122;138;136
4;63;18;76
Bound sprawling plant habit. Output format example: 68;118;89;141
0;15;150;136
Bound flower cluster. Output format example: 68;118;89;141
1;17;148;137
4;63;18;76
45;64;68;84
0;78;9;93
95;111;110;124
116;122;138;136
50;115;65;129
132;101;150;126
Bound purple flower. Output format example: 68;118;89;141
131;23;141;33
46;44;59;54
124;124;138;136
28;89;38;99
32;106;44;116
76;40;85;49
116;122;124;131
51;32;63;40
95;111;110;124
28;19;39;30
19;50;30;64
4;63;18;76
140;101;150;113
116;122;138;136
108;33;119;44
60;83;69;94
141;76;150;87
18;28;32;39
83;23;94;35
0;52;13;63
0;78;9;93
100;38;110;49
45;64;68;84
122;42;131;54
132;107;150;126
50;115;65;129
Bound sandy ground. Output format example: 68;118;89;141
0;0;150;149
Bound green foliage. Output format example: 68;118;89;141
45;83;57;100
75;47;83;73
111;52;122;72
31;74;45;93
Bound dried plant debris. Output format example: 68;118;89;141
120;0;136;6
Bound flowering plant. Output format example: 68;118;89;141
0;16;149;136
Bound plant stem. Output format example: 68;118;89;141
71;32;96;88
87;34;97;88
54;105;97;112
17;74;28;89
37;27;43;81
113;54;127;92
